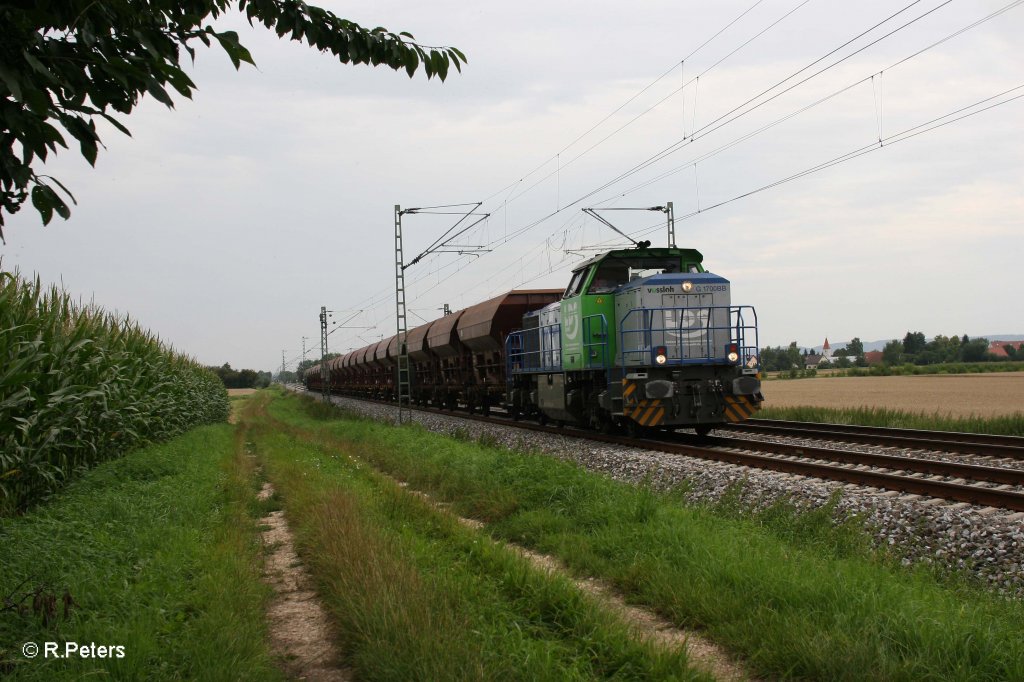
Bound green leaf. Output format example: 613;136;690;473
24;88;52;117
404;48;419;78
80;139;98;166
22;52;57;83
145;77;175;107
31;186;54;225
51;192;71;220
0;64;24;101
214;31;254;69
45;177;77;205
99;112;132;137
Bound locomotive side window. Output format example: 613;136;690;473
564;270;586;298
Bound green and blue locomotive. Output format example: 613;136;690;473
505;245;762;434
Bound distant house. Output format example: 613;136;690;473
803;353;825;369
989;340;1023;358
864;350;884;365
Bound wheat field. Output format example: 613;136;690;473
762;372;1024;418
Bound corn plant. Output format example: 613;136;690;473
0;269;229;514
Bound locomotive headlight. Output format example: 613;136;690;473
654;345;668;365
682;281;693;292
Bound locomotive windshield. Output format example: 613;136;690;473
587;255;700;294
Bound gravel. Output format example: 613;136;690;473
307;390;1024;598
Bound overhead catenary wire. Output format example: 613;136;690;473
321;2;807;343
479;0;770;207
637;85;1024;231
324;2;1020;354
557;0;1024;206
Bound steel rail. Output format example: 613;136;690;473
697;435;1024;486
723;419;1024;460
458;411;1024;512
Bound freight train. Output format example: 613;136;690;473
304;244;763;435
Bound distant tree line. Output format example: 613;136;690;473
208;363;272;389
760;332;1010;371
878;332;996;366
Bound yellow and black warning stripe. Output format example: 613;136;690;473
621;379;667;426
624;398;666;427
622;379;637;402
723;395;760;422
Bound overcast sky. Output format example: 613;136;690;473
3;0;1022;371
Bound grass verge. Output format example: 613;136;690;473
268;390;1024;681
0;421;280;680
758;405;1024;436
241;392;707;681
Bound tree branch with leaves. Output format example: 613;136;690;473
0;0;466;240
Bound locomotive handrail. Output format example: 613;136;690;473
618;304;759;368
505;320;562;378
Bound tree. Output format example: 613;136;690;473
785;342;802;370
0;1;465;238
881;339;903;365
208;362;271;388
959;337;990;363
902;331;927;356
846;337;864;357
925;334;960;363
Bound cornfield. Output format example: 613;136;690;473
0;269;229;514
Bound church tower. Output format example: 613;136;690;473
822;338;832;360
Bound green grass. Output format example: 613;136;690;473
0;423;280;680
0;269;228;514
267;390;1024;681
242;392;708;681
758;405;1024;436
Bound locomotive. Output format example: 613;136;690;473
305;244;762;435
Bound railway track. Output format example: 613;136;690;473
722;419;1024;461
305;390;1024;513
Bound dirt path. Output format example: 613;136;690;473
258;480;351;681
401;485;752;682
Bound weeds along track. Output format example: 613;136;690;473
276;388;1024;679
308;391;1024;515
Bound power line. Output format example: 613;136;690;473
641;84;1024;228
320;2;809;334
323;3;1021;350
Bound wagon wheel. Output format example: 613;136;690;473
694;424;714;438
588;409;611;433
625;420;646;439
